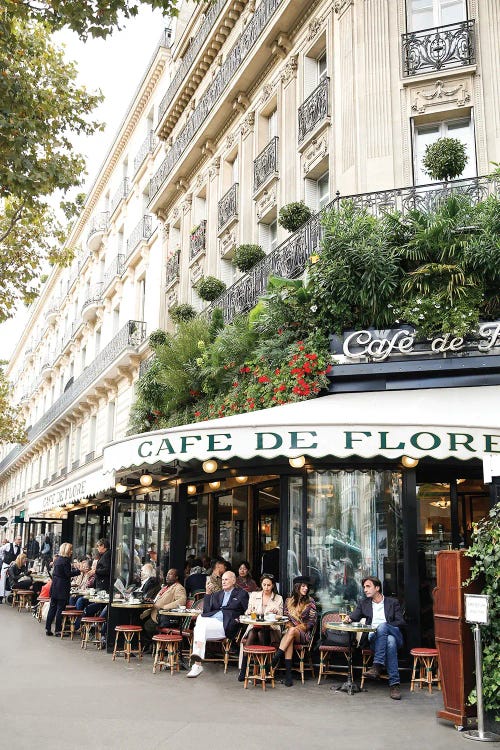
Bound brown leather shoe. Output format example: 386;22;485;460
390;684;401;700
365;664;383;679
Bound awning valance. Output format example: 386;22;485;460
103;385;500;474
27;465;114;516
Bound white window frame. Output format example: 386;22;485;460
413;115;476;185
408;0;467;32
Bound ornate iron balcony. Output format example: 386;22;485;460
103;255;125;289
298;77;329;144
109;178;130;217
82;283;104;310
165;252;180;286
150;0;283;204
189;220;207;260
133;131;158;174
126;215;154;259
87;211;109;241
254;137;278;192
205;175;499;324
218;184;238;231
402;20;475;77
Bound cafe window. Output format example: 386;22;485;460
287;476;304;595
186;494;209;559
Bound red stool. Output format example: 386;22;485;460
81;616;106;650
243;645;276;691
60;610;84;639
152;634;182;674
410;648;440;693
113;625;142;662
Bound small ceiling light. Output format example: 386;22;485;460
140;472;153;487
80;498;89;505
401;455;419;469
115;482;128;494
187;484;197;495
202;459;218;474
235;475;248;484
289;455;306;469
209;480;221;490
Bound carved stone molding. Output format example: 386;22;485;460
209;156;221;181
303;134;329;175
410;78;472;114
190;260;204;283
232;91;250;113
202;139;215;158
256;184;277;221
219;228;237;259
182;193;193;214
271;32;292;59
260;84;275;105
225;131;236;150
166;289;179;309
161;222;170;240
334;0;354;18
195;169;208;189
176;177;188;194
240;110;255;137
171;205;181;222
280;55;298;86
308;18;322;41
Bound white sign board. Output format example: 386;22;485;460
465;594;490;625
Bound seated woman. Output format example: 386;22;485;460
68;558;92;607
8;553;33;591
271;575;317;687
238;574;283;681
236;561;258;593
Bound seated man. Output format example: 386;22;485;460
346;576;405;700
187;571;248;678
134;562;161;599
141;568;187;647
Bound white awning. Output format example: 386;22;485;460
103;385;500;474
27;465;114;516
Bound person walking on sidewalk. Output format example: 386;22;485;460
345;576;405;700
46;543;80;637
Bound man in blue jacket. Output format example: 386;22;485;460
187;570;248;678
346;576;405;700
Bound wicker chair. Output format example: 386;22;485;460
317;611;352;684
292;618;318;683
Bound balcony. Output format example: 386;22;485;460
109;178;130;218
87;212;110;251
165;252;180;287
298;77;329;145
40;360;54;381
102;255;126;295
133;131;158;174
189;220;207;261
126;215;155;261
81;283;104;322
254;137;278;194
204;174;500;324
402;20;475;77
218;184;238;232
45;300;61;325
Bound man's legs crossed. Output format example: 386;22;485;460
370;623;403;684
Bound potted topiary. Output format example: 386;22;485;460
196;275;227;302
422;137;468;182
232;244;266;272
169;303;197;324
278;201;312;233
148;329;168;348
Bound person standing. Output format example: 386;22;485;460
0;536;23;603
40;536;52;574
46;543;80;636
94;539;112;593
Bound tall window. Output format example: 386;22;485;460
413;117;476;185
409;0;466;32
112;306;120;335
304;48;327;97
138;277;146;322
258;219;278;254
267;109;277;140
107;401;116;443
305;170;330;212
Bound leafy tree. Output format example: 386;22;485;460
0;363;27;444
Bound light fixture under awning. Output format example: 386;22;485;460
103;385;500;474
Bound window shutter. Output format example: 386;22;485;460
304;177;318;211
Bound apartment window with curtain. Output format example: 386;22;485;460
258;219;278;254
304;48;327;97
408;0;467;31
305;170;330;212
413;116;476;185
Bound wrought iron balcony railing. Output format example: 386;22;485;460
150;0;283;204
103;255;125;289
218;184;238;231
254;137;278;192
157;0;227;123
0;321;147;475
126;215;155;259
87;212;109;242
298;77;329;144
402;20;475;77
165;252;180;286
205;174;500;323
189;220;207;260
133;131;158;174
82;283;104;311
109;178;130;217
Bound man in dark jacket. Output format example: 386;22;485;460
346;576;405;700
94;539;111;592
186;571;248;678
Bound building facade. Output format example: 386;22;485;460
1;0;499;648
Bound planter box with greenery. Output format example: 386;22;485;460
232;244;265;272
169;303;196;324
278;201;312;233
196;275;227;302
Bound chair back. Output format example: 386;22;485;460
320;610;343;636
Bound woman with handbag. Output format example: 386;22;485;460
46;543;80;637
271;576;317;687
7;553;33;591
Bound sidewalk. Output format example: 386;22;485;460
1;604;466;750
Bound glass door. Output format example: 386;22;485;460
214;487;249;566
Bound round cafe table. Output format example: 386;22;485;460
158;608;201;668
325;622;376;696
238;615;287;646
111;600;153;625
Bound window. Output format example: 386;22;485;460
408;0;466;32
268;109;278;140
231;154;239;185
258;219;278;254
305;170;330;212
112;306;120;335
413;117;476;185
81;346;87;371
95;327;101;356
107;401;116;443
138;277;146;322
304;48;327;97
89;415;97;452
318;51;328;81
74;426;82;466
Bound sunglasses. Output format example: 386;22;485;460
261;573;275;580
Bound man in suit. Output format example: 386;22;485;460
140;567;187;649
346;576;405;700
187;570;248;678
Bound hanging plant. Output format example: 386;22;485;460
196;275;227;302
169;303;197;324
422;137;468;182
278;201;312;232
232;244;265;272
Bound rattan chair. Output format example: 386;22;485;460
317;611;352;684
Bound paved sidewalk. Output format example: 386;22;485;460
1;604;466;750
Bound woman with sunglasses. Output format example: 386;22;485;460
237;574;283;681
271;575;317;686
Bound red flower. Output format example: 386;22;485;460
194;411;201;417
326;364;333;374
274;368;281;375
232;381;239;388
277;384;286;392
258;375;270;383
239;366;251;374
305;353;318;361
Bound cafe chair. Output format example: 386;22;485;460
35;597;50;623
15;589;34;612
112;624;143;662
243;644;276;690
152;633;183;675
317;611;352;685
360;648;390;689
60;609;84;639
81;616;106;650
410;647;440;694
293;619;318;684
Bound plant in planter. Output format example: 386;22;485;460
196;275;226;302
232;244;265;272
422;137;468;182
169;303;196;324
466;502;500;725
148;329;168;349
278;201;312;233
